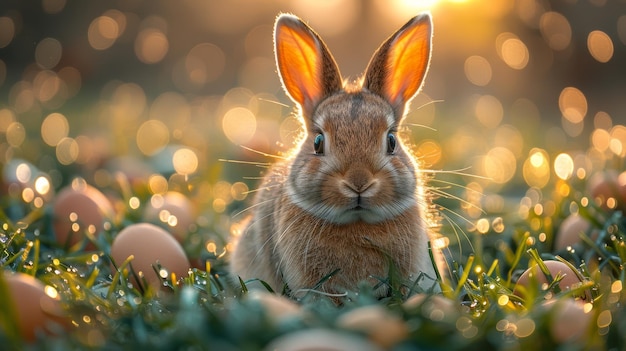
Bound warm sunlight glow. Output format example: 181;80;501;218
172;148;198;175
222;107;257;145
464;56;492;86
523;149;550;188
554;153;574;180
481;147;516;184
34;176;51;195
136;119;170;156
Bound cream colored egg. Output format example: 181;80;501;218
110;223;190;290
246;291;302;322
53;182;114;249
264;329;382;351
337;305;408;349
143;191;196;243
548;298;592;343
554;214;592;250
2;272;68;341
587;170;620;211
513;260;590;302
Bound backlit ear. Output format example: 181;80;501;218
274;14;343;118
363;13;432;116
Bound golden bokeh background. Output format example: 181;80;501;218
1;0;625;246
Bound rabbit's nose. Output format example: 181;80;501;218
342;169;376;194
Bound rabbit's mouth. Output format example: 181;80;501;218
334;205;383;224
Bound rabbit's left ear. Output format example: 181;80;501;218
363;13;432;115
274;14;343;119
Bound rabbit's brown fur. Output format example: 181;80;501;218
230;13;444;297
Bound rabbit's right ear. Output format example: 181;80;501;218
363;13;432;116
274;14;343;119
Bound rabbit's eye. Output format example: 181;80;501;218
387;133;397;154
314;133;325;154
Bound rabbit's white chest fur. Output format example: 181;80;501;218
230;13;444;298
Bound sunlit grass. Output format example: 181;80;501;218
1;0;626;349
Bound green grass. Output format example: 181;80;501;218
1;171;626;351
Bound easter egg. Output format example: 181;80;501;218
513;260;590;302
110;223;190;290
264;329;382;351
53;181;115;249
337;305;408;349
143;191;196;243
554;214;592;251
246;291;302;322
587;170;621;211
2;272;68;341
548;298;592;343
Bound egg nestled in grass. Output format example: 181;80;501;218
110;223;190;290
53;180;115;249
143;191;196;243
587;170;625;211
554;213;594;251
548;298;592;343
337;305;408;349
1;272;69;341
513;260;590;302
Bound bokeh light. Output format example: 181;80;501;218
6;122;25;147
559;87;587;124
587;30;613;63
41;113;70;147
0;16;15;48
523;148;550;188
172;148;198;176
137;120;170;156
0;3;625;333
183;43;225;88
539;12;571;51
88;15;122;50
610;125;626;157
42;0;66;14
222;107;257;145
496;33;529;70
56;137;79;165
135;28;169;64
480;147;516;184
464;56;492;86
554;153;574;180
35;38;63;70
474;95;503;129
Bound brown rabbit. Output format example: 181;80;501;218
230;12;444;298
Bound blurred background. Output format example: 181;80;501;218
1;0;625;253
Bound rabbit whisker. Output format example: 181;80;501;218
256;97;291;108
400;123;438;131
438;209;473;260
239;145;289;160
218;158;271;166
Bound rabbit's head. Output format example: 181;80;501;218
274;13;432;225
